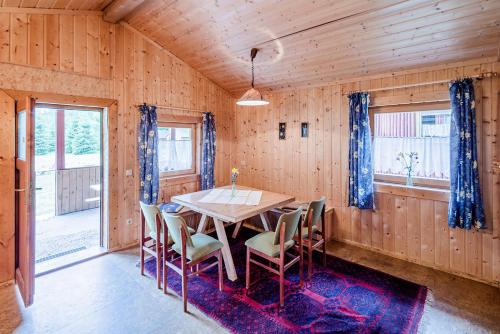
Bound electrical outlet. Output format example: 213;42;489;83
125;169;133;177
126;218;132;225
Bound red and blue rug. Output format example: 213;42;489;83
143;230;427;333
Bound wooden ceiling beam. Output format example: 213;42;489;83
103;0;146;23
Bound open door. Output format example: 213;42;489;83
15;96;36;306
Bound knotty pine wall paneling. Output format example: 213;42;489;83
0;11;234;283
234;59;500;286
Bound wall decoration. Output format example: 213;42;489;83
279;122;286;140
301;122;309;138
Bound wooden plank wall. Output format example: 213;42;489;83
0;11;234;283
55;166;101;215
234;59;500;286
110;24;234;249
0;12;113;78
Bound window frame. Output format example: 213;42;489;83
157;116;202;179
370;100;452;190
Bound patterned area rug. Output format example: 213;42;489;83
143;231;427;333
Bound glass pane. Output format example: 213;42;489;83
64;110;101;168
17;111;26;160
35;108;56;172
373;110;451;180
158;126;193;173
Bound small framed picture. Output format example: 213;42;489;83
301;122;309;138
279;122;286;140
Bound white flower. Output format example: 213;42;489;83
355;105;360;113
140;181;144;187
459;190;465;198
466;151;472;160
465;92;470;99
464;132;471;139
147;148;152;155
362;120;368;127
148;130;155;137
353;125;358;131
359;188;365;196
143;193;149;199
146;174;152;181
473;160;477;169
353;151;358;159
471;100;475;109
362;167;368;174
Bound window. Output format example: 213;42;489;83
372;109;451;188
158;122;197;177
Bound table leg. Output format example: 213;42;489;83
231;221;243;238
260;212;270;231
213;218;237;281
197;214;208;233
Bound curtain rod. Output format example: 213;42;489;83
342;71;497;95
135;103;206;113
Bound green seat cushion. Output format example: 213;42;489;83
245;232;295;258
150;226;195;245
172;233;223;261
297;225;319;238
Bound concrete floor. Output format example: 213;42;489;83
36;208;100;274
1;241;499;334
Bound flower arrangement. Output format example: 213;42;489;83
231;167;239;196
396;152;419;186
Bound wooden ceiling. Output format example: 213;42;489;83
2;0;500;95
0;0;113;10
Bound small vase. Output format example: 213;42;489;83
231;182;236;197
406;175;414;187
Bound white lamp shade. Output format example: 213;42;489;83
236;88;269;106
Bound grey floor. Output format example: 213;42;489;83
1;241;499;334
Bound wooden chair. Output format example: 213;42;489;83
139;201;194;289
300;197;327;280
162;213;224;313
245;207;303;307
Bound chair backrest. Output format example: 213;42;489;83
273;207;303;245
304;197;326;228
140;201;162;234
162;213;194;247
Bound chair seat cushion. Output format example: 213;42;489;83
297;225;319;238
172;233;223;261
150;226;195;245
245;232;295;258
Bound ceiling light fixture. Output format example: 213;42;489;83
237;48;269;106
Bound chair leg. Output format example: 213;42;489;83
156;243;161;289
299;241;303;288
140;246;144;276
163;249;167;295
279;256;285;307
245;247;250;292
308;240;313;281
182;256;188;313
322;238;327;267
218;250;223;291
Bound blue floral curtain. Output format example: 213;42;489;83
201;112;216;190
348;92;374;209
448;79;485;229
138;104;159;205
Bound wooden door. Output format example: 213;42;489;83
15;96;35;307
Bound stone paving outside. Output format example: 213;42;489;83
35;208;100;263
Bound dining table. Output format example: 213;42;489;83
171;185;294;281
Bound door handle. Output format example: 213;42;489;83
14;188;25;192
36;187;42;190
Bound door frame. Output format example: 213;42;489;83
4;89;117;305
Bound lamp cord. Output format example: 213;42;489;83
251;58;254;88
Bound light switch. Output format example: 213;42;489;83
126;169;133;176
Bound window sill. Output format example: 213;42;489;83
160;174;200;185
374;181;449;202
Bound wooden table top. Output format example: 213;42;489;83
171;185;294;223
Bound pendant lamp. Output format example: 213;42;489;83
237;48;269;106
